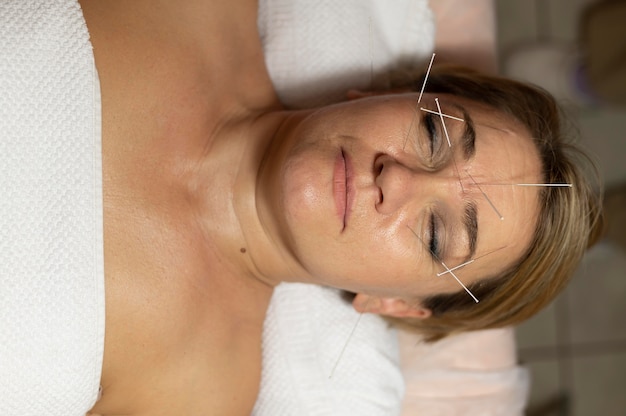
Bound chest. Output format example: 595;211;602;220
95;203;269;414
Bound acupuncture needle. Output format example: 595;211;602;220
330;23;373;380
417;53;436;104
407;226;479;303
434;98;453;148
329;304;366;379
435;98;465;192
516;183;573;187
420;107;465;122
437;245;508;276
421;108;519;134
477;183;573;187
403;53;436;150
466;171;505;220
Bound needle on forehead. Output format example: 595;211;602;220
417;53;436;104
437;245;508;276
407;226;479;303
516;183;573;187
466;171;505;220
477;183;573;187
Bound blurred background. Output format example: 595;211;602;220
494;0;626;415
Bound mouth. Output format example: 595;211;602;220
333;149;353;231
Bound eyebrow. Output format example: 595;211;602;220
458;105;476;161
462;201;478;264
445;102;477;262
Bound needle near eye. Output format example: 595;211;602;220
420;107;465;122
407;226;479;303
417;53;436;104
434;99;452;148
437;245;508;276
434;98;465;192
466;171;505;220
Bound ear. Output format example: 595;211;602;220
352;293;431;319
346;89;375;100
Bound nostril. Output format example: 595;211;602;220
375;161;383;176
374;153;385;176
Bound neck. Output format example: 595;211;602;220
193;108;313;289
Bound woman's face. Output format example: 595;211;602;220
272;92;542;306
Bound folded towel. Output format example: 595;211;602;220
258;0;435;108
0;1;104;415
253;284;405;416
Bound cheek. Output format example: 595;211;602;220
281;153;328;221
343;228;420;281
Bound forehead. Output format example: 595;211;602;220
418;93;543;289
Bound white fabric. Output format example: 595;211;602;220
0;1;104;415
253;284;405;416
258;0;435;108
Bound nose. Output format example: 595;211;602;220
374;155;461;215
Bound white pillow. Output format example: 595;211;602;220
258;0;435;108
253;284;404;416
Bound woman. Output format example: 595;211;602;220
76;0;602;414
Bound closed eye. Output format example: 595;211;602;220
428;212;440;259
424;113;437;156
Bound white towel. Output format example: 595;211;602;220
0;1;104;415
258;0;435;108
253;284;405;416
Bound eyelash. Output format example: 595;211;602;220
424;113;437;157
424;113;441;260
428;212;440;260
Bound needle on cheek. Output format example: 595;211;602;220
407;226;479;303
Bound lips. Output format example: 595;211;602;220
333;150;353;230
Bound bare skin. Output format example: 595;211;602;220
80;1;542;414
81;0;283;414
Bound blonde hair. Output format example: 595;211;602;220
386;66;605;342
